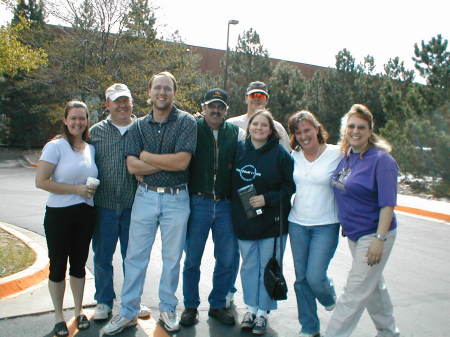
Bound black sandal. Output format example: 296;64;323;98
76;314;90;330
53;321;69;337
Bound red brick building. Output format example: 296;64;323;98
187;44;328;79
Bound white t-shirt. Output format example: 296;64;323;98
288;144;343;226
227;114;291;150
112;122;133;135
39;138;98;207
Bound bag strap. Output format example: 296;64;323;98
271;194;284;273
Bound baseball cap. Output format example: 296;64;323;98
246;81;269;96
105;83;132;101
204;88;228;106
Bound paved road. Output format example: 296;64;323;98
0;167;449;337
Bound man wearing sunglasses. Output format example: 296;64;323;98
227;81;290;150
181;88;245;327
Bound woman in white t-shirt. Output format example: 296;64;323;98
287;111;343;337
36;100;98;337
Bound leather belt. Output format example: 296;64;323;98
195;192;229;201
139;182;187;194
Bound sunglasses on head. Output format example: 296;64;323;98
249;92;267;99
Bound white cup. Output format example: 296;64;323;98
86;177;100;188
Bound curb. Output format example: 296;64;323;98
395;205;450;221
0;223;49;299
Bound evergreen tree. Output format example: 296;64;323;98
413;34;450;90
125;0;156;39
225;28;273;115
12;0;45;26
267;62;307;125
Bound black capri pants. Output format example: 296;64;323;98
43;203;96;282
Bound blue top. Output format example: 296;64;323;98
124;107;197;187
332;147;398;241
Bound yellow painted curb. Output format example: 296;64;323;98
0;223;49;299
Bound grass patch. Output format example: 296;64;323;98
0;228;35;278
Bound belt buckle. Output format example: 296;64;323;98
156;187;165;193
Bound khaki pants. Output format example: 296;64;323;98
325;230;400;337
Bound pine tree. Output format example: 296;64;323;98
12;0;45;26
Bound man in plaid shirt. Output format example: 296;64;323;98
90;83;150;321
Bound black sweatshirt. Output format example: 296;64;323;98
231;137;295;240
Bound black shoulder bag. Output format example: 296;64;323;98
264;198;288;300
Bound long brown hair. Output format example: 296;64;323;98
339;104;392;156
60;100;90;150
246;109;280;141
288;110;328;151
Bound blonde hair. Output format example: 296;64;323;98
288;110;328;151
339;104;392;155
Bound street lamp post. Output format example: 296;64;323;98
224;19;239;91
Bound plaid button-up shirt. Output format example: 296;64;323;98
90;116;137;210
125;107;197;187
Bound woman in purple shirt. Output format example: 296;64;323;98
326;104;400;337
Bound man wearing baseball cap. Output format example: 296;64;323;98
225;81;290;308
227;81;290;150
180;88;245;327
90;83;150;321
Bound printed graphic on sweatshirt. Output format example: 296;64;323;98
236;164;262;182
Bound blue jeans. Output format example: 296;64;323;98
289;222;339;335
228;242;240;294
92;207;131;307
182;195;237;308
238;235;287;311
119;185;190;318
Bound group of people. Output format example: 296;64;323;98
35;71;400;337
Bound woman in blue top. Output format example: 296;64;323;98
326;104;400;337
36;101;98;337
231;109;294;335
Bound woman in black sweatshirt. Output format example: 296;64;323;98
231;109;294;335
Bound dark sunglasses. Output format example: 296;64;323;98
249;92;267;99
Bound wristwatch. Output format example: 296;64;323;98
375;233;387;241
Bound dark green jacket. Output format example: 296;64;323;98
189;118;240;197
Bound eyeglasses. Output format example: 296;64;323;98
249;92;267;99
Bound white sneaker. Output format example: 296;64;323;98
93;303;112;321
101;314;137;335
138;304;151;319
159;311;180;332
225;291;235;309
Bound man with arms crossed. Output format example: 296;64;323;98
181;88;245;327
102;72;197;335
90;84;151;321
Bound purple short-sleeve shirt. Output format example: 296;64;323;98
332;147;398;241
